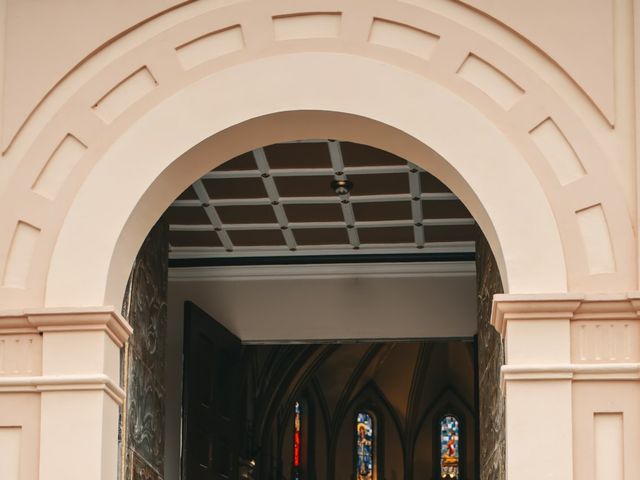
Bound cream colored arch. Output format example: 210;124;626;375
46;52;566;307
0;0;635;310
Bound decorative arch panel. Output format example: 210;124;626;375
0;0;631;313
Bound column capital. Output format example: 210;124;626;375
0;306;132;347
491;293;640;336
491;293;582;336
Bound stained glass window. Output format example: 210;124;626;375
440;415;460;479
356;412;374;480
293;401;301;480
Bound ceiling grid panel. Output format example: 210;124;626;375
192;179;235;251
167;141;477;259
408;163;425;248
329;140;360;249
252;148;298;251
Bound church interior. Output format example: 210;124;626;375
238;339;477;480
118;140;503;480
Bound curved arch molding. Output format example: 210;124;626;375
0;0;634;309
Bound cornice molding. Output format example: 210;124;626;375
0;307;132;347
0;373;126;404
491;293;640;336
501;363;640;388
169;261;476;282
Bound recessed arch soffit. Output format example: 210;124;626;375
0;0;635;303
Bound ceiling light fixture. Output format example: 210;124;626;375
330;179;353;196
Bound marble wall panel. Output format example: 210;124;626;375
476;234;505;480
121;219;168;480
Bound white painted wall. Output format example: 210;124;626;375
167;262;477;341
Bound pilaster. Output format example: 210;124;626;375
492;293;640;480
0;307;132;480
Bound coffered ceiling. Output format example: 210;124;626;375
167;140;477;262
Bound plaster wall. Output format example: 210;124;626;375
494;295;640;480
0;0;637;310
0;309;131;480
0;0;620;147
0;394;40;480
168;268;477;341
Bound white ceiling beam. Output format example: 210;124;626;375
202;165;411;179
172;198;271;207
202;169;262;179
327;140;345;172
281;229;298;250
281;139;329;144
252;147;269;172
190;179;235;251
253;148;298;251
191;179;210;203
328;140;360;248
169;261;477;282
215;230;235;251
169;218;475;231
407;162;425;248
169;241;476;258
171;192;459;207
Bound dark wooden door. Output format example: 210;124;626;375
182;301;241;480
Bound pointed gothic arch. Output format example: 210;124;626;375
413;387;475;480
342;381;405;480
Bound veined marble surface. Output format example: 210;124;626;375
122;220;168;480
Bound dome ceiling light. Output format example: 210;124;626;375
330;179;354;197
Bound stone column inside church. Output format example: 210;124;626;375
120;219;169;480
476;234;505;480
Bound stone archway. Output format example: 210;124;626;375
1;2;639;480
47;90;565;309
0;0;635;312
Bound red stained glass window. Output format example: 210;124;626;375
293;401;301;479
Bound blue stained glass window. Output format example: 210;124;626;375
356;412;374;480
440;415;460;479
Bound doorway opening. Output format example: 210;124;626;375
183;301;477;480
119;140;504;480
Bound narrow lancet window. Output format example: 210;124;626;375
293;401;301;479
440;415;460;479
356;412;374;480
